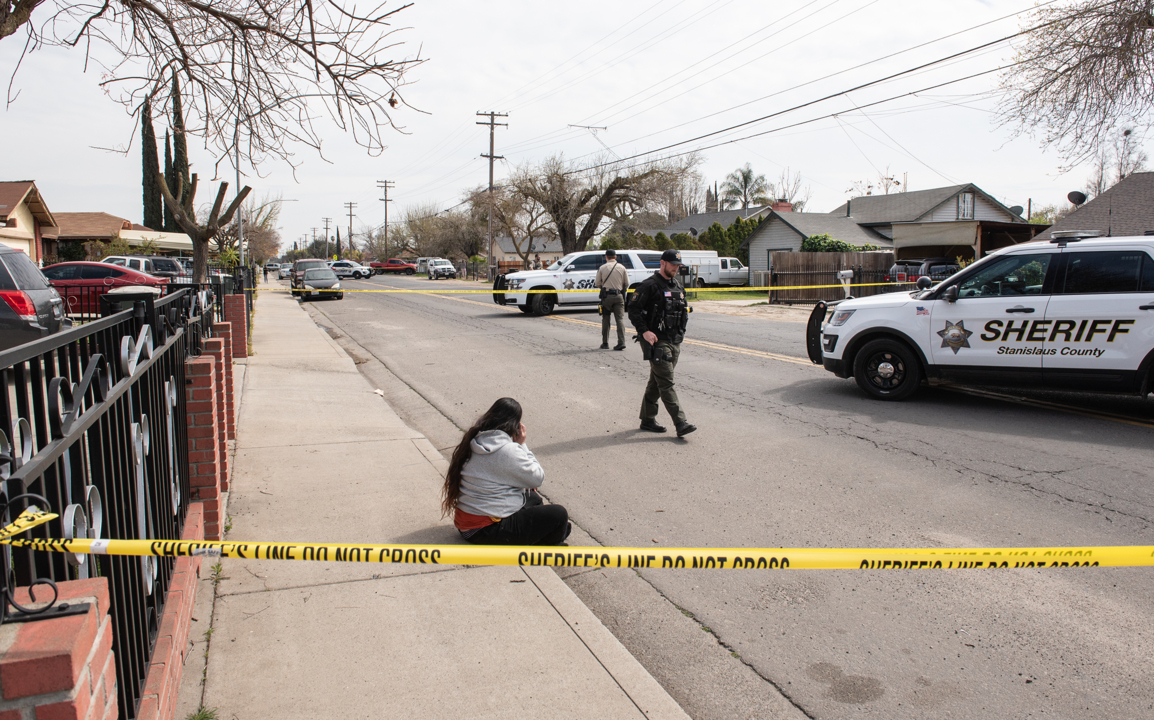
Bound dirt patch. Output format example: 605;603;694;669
690;300;814;322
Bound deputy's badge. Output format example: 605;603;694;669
937;320;973;354
563;279;575;289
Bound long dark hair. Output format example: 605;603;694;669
441;398;523;517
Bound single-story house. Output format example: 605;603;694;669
827;183;1041;260
48;212;194;256
1036;171;1154;239
655;204;774;239
742;212;891;272
492;236;563;264
0;181;58;263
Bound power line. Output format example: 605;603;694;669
571;20;1043;176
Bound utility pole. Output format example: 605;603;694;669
376;181;394;255
344;202;357;259
311;227;318;250
477;111;507;277
322;217;332;259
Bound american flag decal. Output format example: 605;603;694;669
916;306;930;316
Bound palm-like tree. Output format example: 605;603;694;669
720;164;770;210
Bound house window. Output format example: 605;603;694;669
958;192;974;220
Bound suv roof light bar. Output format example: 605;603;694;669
1049;230;1101;244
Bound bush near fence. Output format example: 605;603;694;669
768;251;895;305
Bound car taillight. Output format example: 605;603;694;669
884;274;891;282
0;290;37;321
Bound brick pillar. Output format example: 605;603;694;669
0;578;116;720
186;357;223;541
212;322;235;442
222;295;248;359
201;338;230;496
137;503;205;720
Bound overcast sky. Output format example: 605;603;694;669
3;0;1149;254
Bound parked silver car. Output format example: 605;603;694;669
277;264;293;280
428;258;458;280
0;246;69;352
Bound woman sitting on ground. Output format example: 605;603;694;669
442;397;571;546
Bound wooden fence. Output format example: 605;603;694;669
768;251;895;304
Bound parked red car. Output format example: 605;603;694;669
42;262;168;316
369;258;417;275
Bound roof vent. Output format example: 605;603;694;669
1145;230;1154;236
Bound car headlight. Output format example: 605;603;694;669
507;278;523;290
304;284;315;290
829;309;856;326
333;283;341;289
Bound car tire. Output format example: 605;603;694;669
530;292;555;316
696;278;706;288
336;293;344;300
518;304;532;314
406;268;415;275
853;338;922;401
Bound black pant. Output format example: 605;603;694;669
467;493;570;546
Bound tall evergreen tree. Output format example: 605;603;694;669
141;96;163;230
171;75;190;195
163;130;176;232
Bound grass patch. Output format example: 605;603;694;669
185;707;219;720
688;289;767;302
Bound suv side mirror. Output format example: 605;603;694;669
943;285;958;303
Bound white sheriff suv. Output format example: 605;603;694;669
808;233;1154;400
492;250;665;315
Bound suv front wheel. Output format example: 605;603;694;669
852;338;922;401
531;292;556;316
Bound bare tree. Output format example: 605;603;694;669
1085;128;1149;199
511;154;695;255
158;172;251;282
470;186;554;266
768;167;811;211
998;1;1154;167
399;203;442;257
4;1;423;170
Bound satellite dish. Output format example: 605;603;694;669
1068;191;1087;206
689;227;698;237
1009;205;1024;216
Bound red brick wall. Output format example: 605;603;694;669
0;578;117;720
185;357;223;541
200;339;230;501
136;503;205;720
212;323;235;443
222;295;247;359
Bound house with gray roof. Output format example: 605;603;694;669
741;213;890;272
493;235;563;264
656;205;772;239
827;183;1039;260
741;183;1043;273
1035;172;1154;240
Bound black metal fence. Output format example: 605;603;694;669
0;288;213;719
59;269;247;326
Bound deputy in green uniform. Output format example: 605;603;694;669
628;248;697;438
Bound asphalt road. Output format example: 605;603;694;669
299;274;1154;720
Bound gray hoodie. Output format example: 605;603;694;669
456;429;545;518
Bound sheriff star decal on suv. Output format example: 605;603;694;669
937;320;973;354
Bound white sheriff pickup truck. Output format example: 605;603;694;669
807;233;1154;400
492;250;665;315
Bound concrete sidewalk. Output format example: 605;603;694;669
175;281;689;719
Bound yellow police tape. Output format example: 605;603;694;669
4;510;1151;569
264;281;913;295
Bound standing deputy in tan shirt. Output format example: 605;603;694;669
595;249;630;350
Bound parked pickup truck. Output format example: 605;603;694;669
369;258;417;275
